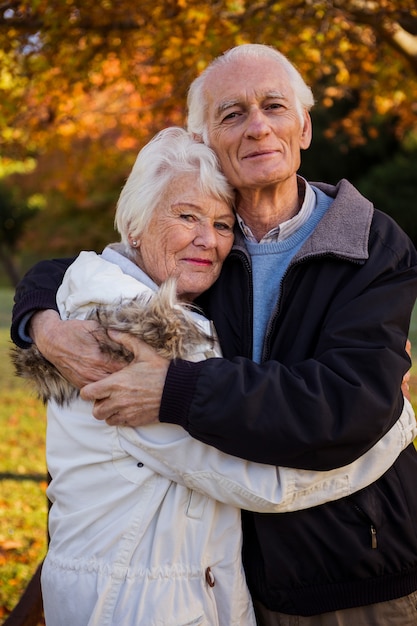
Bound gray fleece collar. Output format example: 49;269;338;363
233;179;374;264
302;179;373;261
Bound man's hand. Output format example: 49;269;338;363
80;330;169;426
30;310;124;389
402;339;412;401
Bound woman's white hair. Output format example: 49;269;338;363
115;126;234;251
187;44;315;142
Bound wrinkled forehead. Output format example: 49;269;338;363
214;89;286;116
159;172;234;213
204;57;293;115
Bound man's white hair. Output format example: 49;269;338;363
187;44;315;143
115;126;234;249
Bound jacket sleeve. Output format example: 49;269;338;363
11;258;75;348
160;223;417;470
119;398;416;512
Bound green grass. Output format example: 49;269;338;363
0;289;13;329
0;289;47;623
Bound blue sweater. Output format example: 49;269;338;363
247;187;332;362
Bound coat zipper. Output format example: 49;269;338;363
232;248;254;357
351;501;378;549
370;524;378;549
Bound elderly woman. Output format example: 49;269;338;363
13;127;416;626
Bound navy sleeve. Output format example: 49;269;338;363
11;258;75;348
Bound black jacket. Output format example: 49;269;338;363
160;180;417;614
11;180;417;615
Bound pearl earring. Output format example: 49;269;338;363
132;240;138;247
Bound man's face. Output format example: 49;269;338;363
204;56;312;193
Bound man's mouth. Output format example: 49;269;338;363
243;149;276;159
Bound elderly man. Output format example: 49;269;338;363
12;45;417;625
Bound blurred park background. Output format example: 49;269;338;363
1;0;417;622
0;0;417;286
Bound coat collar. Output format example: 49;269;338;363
232;179;374;264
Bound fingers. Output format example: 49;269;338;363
106;330;159;361
402;375;411;401
405;339;412;357
80;379;109;404
80;361;166;426
79;341;169;426
402;339;412;401
80;380;125;422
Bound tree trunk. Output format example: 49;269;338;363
0;244;21;287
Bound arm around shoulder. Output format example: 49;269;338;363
11;257;75;348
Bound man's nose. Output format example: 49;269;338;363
244;108;271;139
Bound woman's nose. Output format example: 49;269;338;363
194;224;217;248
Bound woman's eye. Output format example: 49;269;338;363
215;222;233;232
180;214;195;222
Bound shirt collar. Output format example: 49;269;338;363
236;177;316;244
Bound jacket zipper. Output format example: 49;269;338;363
370;524;377;549
261;251;364;362
232;248;254;357
351;501;378;549
261;259;306;362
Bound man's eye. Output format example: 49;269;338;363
180;214;195;222
222;111;240;122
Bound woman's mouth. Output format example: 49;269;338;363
183;258;213;266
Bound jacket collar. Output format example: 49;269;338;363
232;179;374;264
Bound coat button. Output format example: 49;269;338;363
205;566;215;587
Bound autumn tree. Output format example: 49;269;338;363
0;0;416;267
0;180;38;285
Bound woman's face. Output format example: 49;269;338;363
132;173;235;301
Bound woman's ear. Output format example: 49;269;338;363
128;234;139;248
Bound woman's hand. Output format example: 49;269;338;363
80;330;169;426
30;310;125;389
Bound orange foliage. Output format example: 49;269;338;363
0;0;416;255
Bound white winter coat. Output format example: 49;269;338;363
41;246;416;626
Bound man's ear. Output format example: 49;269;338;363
300;112;312;150
191;132;204;143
